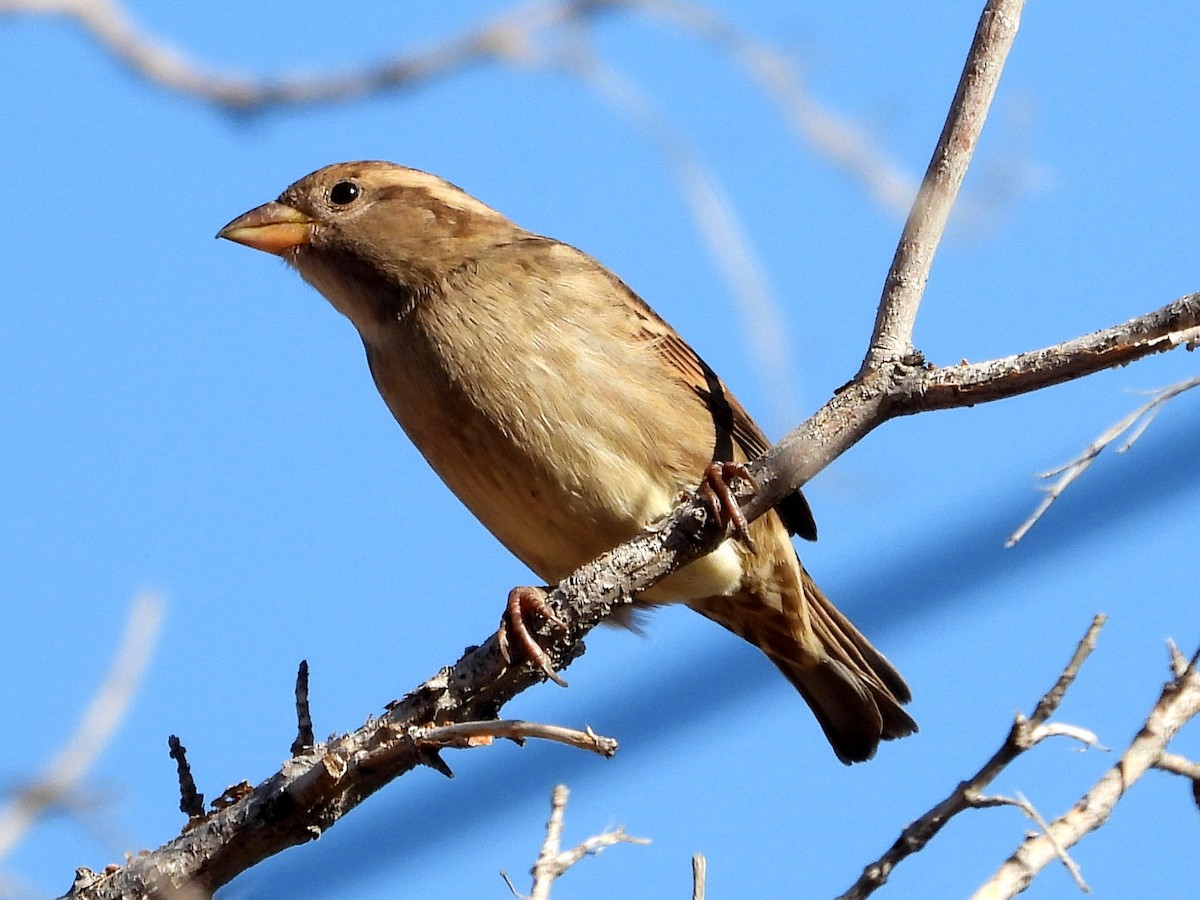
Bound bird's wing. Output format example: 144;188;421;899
606;266;819;542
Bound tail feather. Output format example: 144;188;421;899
689;511;916;764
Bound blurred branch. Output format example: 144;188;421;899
838;614;1106;900
561;48;801;421
0;0;911;207
1007;375;1200;546
0;593;162;861
0;0;572;109
0;0;926;420
634;0;917;216
974;643;1200;899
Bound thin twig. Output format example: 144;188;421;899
1007;375;1200;546
529;785;570;900
418;720;618;758
969;792;1088;893
837;615;1106;900
167;737;204;822
525;785;648;900
1153;751;1200;782
692;853;707;900
1155;752;1200;814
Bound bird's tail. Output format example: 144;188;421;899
690;514;917;764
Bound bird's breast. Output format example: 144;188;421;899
347;256;744;601
361;306;676;584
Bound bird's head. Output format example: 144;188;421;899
217;161;521;324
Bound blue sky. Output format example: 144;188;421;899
2;3;1198;898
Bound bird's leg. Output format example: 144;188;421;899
497;586;569;687
699;461;758;552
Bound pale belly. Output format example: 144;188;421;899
367;343;745;604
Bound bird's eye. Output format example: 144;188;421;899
329;181;361;206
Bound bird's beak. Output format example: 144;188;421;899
216;201;315;255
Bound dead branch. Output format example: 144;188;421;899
515;784;648;900
974;646;1200;899
860;0;1023;372
1007;374;1200;545
837;615;1106;900
418;720;618;757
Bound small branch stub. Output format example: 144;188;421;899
291;659;314;756
167;736;204;822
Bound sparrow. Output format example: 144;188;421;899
217;161;916;763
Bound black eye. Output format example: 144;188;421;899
329;180;360;206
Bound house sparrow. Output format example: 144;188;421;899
217;161;916;763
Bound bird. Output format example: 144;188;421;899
217;161;916;763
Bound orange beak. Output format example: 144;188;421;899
217;201;315;255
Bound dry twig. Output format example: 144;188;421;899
418;720;618;758
517;784;648;900
974;645;1200;899
837;614;1106;900
1007;375;1200;546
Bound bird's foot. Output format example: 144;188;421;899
497;586;569;687
699;461;758;551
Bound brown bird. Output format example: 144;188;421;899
217;161;916;763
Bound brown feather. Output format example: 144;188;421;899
217;160;914;763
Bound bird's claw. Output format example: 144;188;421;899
699;461;758;551
498;586;569;687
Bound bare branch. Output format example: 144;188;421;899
860;0;1025;373
1007;375;1200;546
418;720;618;758
636;0;918;214
529;784;570;900
837;615;1106;900
968;792;1088;893
290;660;314;757
974;646;1200;899
0;593;162;860
692;853;707;900
0;0;595;110
522;785;648;900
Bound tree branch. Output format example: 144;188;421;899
837;615;1106;900
0;593;162;861
974;646;1200;899
860;0;1024;372
1007;374;1200;546
502;784;648;900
